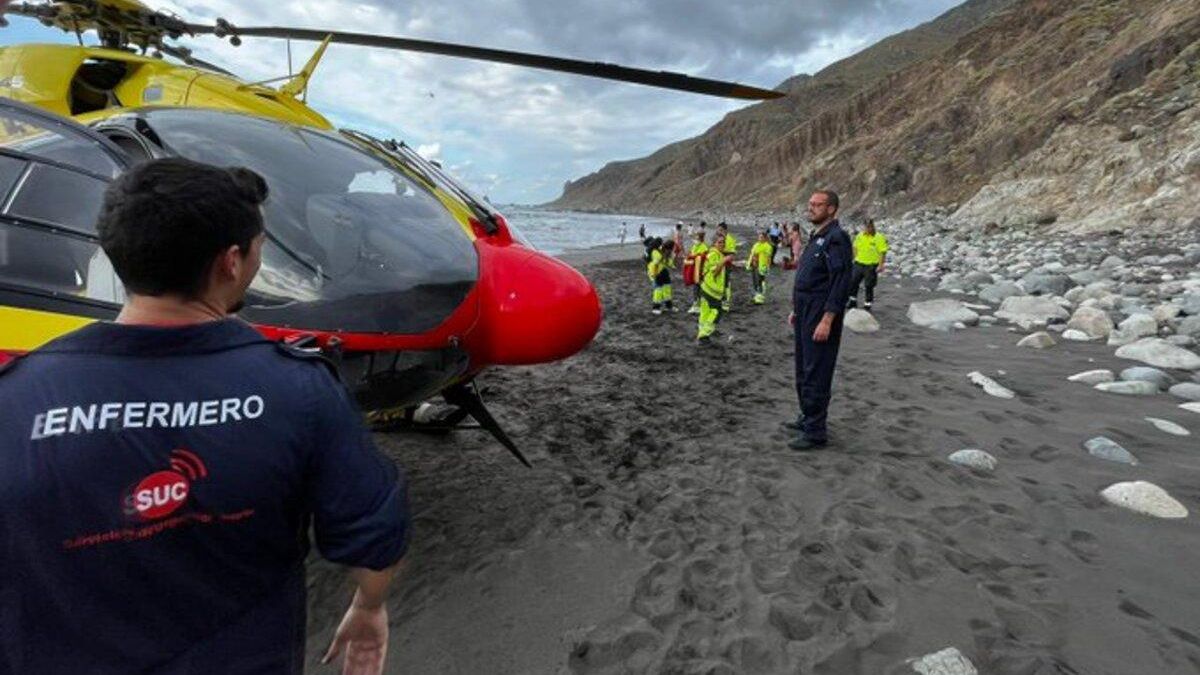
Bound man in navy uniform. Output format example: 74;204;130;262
0;158;409;674
784;189;852;450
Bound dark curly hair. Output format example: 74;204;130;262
97;158;268;298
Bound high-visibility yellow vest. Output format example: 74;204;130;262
647;248;665;279
748;241;772;271
700;247;726;297
853;232;889;265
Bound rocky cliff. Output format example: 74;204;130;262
551;0;1200;233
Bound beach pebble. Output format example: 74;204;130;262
1068;369;1114;384
1119;367;1173;391
1144;417;1190;436
948;449;998;471
1101;481;1188;519
1084;436;1139;464
1061;329;1093;341
1168;382;1200;401
1181;402;1200;415
844;308;880;333
1115;338;1200;370
910;647;978;675
1095;381;1159;395
1017;331;1055;349
967;371;1015;399
908;299;979;328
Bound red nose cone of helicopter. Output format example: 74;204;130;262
469;242;602;367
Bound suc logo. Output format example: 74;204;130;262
125;449;208;521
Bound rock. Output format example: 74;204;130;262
844;308;880;333
1066;306;1114;338
967;371;1014;399
1095;380;1159;395
1017;332;1056;349
908;299;979;328
1084;436;1139;465
1179;316;1200;337
995;296;1070;329
1169;382;1200;401
1061;329;1092;341
1106;327;1140;346
910;647;978;675
1182;402;1200;415
978;281;1022;304
1166;335;1197;348
1115;338;1200;370
948;449;997;471
1154;304;1182;323
1068;369;1114;384
1144;417;1190;436
1117;314;1159;339
1119;366;1173;391
1100;482;1188;519
1099;255;1126;269
1020;273;1073;296
1177;293;1200;316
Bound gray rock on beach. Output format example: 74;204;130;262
1084;437;1139;465
1095;381;1158;395
1181;402;1200;415
908;299;979;328
978;281;1022;304
910;647;978;675
1017;332;1056;349
1115;338;1200;370
1061;329;1092;341
844;308;880;333
1066;306;1114;338
1068;369;1114;384
1145;417;1190;436
967;371;1015;399
995;296;1069;329
1117;314;1158;339
1119;367;1173;391
948;449;998;471
1169;382;1200;401
1101;481;1188;519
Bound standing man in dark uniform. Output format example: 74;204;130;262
784;190;852;450
0;158;409;674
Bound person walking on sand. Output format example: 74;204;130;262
638;223;646;240
686;230;709;314
647;237;675;314
619;222;628;245
848;218;888;311
784;190;852;450
673;223;685;267
715;222;738;311
746;230;773;305
0;158;409;674
697;236;733;341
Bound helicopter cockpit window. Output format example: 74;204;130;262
6;163;107;235
134;109;479;334
0;109;121;179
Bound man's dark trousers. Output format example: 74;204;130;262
849;263;878;306
794;291;844;443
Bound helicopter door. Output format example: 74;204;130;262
0;98;130;311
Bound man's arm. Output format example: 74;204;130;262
322;563;404;672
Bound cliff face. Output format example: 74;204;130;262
551;0;1200;233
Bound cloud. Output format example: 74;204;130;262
4;0;965;203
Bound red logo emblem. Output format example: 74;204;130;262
126;449;208;521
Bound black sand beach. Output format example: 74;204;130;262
305;244;1200;674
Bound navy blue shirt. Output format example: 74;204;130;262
0;319;409;674
792;219;853;316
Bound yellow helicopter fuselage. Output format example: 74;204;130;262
0;43;332;128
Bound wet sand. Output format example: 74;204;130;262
304;245;1200;674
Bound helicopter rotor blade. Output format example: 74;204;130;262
185;23;783;101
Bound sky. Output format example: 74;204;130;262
1;0;964;204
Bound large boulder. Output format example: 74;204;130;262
1118;314;1158;339
908;299;979;328
1168;382;1200;401
844;308;880;333
995;296;1069;329
1066;306;1114;339
1115;338;1200;370
1119;367;1173;391
978;281;1022;305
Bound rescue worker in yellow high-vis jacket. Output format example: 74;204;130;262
715;222;738;311
686;230;709;314
647;237;675;314
697;243;733;341
745;231;773;305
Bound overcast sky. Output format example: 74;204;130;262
3;0;962;203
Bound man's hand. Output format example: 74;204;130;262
788;311;795;328
876;263;885;274
323;597;389;675
813;314;834;343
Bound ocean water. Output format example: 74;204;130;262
500;207;680;255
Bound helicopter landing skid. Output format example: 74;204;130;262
371;384;531;468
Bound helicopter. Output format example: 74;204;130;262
0;0;782;464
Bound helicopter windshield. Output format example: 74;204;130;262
131;109;478;334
